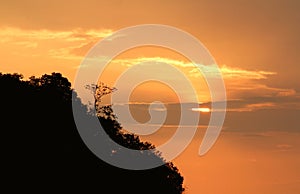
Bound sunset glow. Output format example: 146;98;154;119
1;1;300;193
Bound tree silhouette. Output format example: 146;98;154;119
1;72;184;193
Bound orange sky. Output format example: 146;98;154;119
1;1;300;193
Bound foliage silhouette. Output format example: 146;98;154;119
1;72;184;193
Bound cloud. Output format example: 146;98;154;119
276;144;293;152
1;27;299;112
108;102;300;133
222;102;278;112
200;93;300;112
0;27;112;41
0;27;112;60
110;56;277;80
12;41;38;48
108;57;299;101
69;41;98;56
220;65;277;79
276;144;293;149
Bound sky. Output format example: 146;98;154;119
1;0;300;193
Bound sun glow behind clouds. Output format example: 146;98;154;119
191;107;211;112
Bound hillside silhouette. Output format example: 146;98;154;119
1;72;184;193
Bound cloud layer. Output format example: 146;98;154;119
0;27;299;112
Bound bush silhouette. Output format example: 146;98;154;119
1;72;184;193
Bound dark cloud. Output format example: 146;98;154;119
116;100;300;133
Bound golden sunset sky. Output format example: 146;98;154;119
1;1;300;193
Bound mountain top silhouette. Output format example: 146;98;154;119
1;72;184;194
